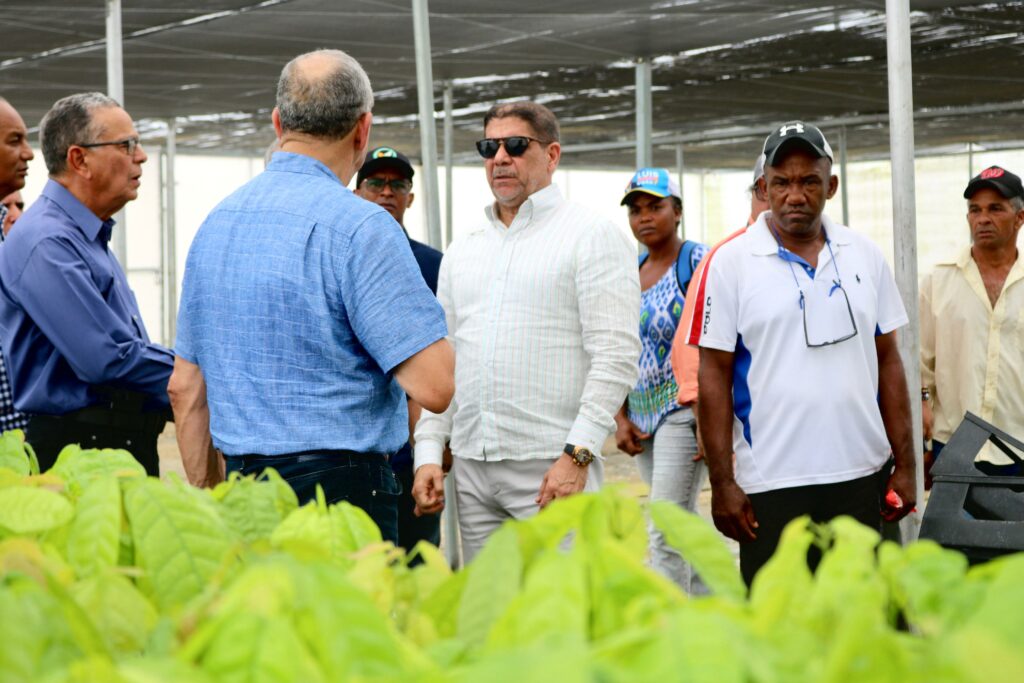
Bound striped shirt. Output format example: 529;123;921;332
414;184;640;468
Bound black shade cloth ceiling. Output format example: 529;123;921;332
2;1;1022;169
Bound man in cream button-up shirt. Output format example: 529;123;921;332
412;101;641;562
921;166;1024;475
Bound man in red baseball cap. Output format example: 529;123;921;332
921;165;1024;482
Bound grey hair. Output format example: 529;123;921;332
276;49;373;140
40;92;120;175
484;101;560;143
1011;195;1024;212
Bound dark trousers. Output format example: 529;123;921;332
394;463;441;561
740;466;887;586
225;451;401;545
28;410;165;476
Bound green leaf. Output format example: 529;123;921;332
456;524;523;647
486;545;588;649
270;493;381;562
69;571;159;654
124;478;235;611
50;447;145;497
214;469;297;544
649;500;746;601
0;430;35;476
65;477;121;578
0;486;74;535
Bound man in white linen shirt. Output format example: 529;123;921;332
411;101;641;562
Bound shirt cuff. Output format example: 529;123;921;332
413;439;444;471
567;416;609;457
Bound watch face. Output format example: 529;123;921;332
574;447;594;465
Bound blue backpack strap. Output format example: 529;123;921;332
638;252;649;268
675;240;698;293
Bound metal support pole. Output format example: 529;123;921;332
839;126;850;226
163;120;178;347
412;0;443;251
106;0;127;267
635;58;653;169
443;82;454;248
886;0;923;542
413;0;457;567
675;144;686;238
967;142;974;179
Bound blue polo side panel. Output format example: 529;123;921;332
733;334;753;447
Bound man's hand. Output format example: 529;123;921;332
614;414;648;456
883;461;917;522
711;480;758;542
412;464;445;516
536;454;588;508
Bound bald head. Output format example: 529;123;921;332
0;98;34;197
275;49;373;140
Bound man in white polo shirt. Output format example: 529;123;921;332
689;121;916;585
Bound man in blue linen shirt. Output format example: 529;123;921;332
168;49;454;543
0;93;173;474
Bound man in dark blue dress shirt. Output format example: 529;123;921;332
0;93;174;474
355;146;445;554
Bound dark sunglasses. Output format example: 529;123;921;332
475;136;547;159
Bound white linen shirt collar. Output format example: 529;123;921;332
483;183;564;235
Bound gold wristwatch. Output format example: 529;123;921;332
563;443;595;467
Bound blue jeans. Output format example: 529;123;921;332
226;451;401;544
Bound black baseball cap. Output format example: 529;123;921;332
762;121;834;166
963;166;1024;201
357;146;415;186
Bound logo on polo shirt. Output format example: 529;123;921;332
703;295;712;334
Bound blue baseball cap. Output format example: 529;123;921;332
621;167;681;206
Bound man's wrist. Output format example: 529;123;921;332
413;439;445;471
563;443;595;467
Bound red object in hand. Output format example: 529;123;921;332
883;488;917;520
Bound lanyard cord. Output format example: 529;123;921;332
766;218;844;308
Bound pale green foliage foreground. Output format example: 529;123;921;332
1;431;1022;683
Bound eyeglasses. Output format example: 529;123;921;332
769;221;858;348
361;178;412;195
799;279;858;348
475;136;547;159
78;136;141;157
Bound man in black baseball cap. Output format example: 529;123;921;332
355;146;444;560
920;166;1024;485
697;118;917;585
761;121;834;167
963;165;1024;201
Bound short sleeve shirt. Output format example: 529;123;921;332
175;153;447;456
687;214;908;494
